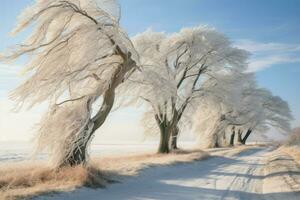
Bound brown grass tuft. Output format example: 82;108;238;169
0;149;208;200
0;162;112;200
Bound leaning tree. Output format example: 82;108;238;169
0;0;139;167
195;79;293;147
236;87;293;144
192;72;256;148
123;27;248;153
220;86;293;145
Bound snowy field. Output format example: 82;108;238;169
0;141;196;163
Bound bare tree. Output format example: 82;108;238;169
0;0;138;167
124;27;248;153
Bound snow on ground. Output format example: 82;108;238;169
0;142;156;162
32;147;300;200
0;141;196;163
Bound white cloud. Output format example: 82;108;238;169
234;39;300;72
235;39;300;53
248;55;300;72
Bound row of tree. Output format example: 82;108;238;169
123;29;292;152
193;73;292;148
0;0;292;168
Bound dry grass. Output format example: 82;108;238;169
285;127;300;146
279;127;300;165
0;162;110;200
280;146;300;165
95;149;208;176
0;149;208;200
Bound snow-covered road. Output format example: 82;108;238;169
35;147;300;200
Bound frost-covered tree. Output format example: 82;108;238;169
222;87;293;145
194;74;293;147
0;0;138;167
124;27;248;153
193;72;255;148
237;88;293;144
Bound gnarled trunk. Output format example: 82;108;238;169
170;126;179;150
61;58;136;167
62;121;94;166
241;129;252;144
62;84;116;167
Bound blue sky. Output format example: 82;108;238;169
118;0;300;126
0;0;299;141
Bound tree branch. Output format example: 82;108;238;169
56;95;86;106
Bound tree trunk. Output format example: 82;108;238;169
156;114;173;154
170;126;179;150
214;139;220;148
62;122;94;166
62;87;116;167
158;131;170;154
236;129;242;145
158;123;171;154
229;126;235;146
158;125;170;153
211;116;227;148
241;129;252;144
229;133;235;146
60;57;136;167
220;130;228;147
202;128;221;148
